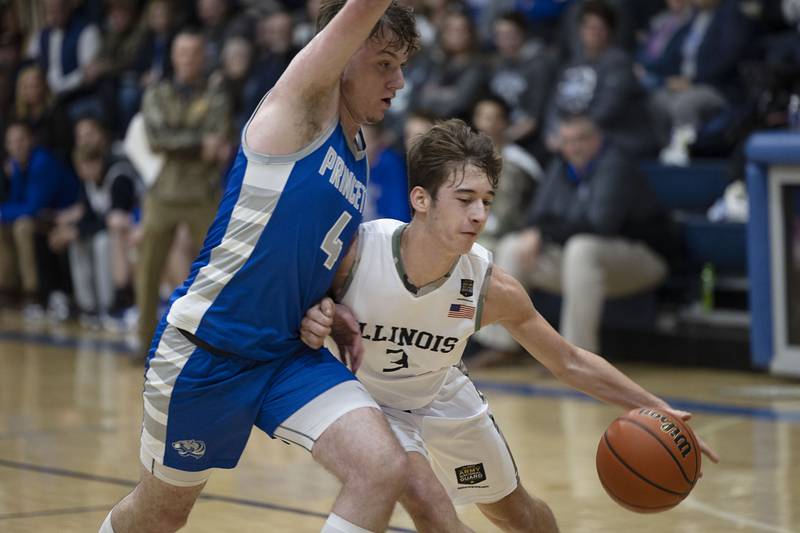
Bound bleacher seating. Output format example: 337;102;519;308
531;160;751;367
640;160;750;367
642;160;747;275
642;159;731;212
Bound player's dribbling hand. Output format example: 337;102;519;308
665;408;720;467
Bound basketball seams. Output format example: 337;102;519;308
677;417;701;482
596;458;681;512
656;417;701;485
601;432;689;497
663;414;700;483
620;416;696;487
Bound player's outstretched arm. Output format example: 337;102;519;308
481;266;670;409
246;0;397;155
481;266;720;462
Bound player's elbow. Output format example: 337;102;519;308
550;345;583;381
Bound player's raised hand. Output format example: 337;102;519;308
332;303;364;373
300;297;335;349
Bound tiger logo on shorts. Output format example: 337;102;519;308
172;439;206;459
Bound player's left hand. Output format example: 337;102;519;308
300;298;334;349
666;409;720;466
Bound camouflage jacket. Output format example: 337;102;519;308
142;79;231;203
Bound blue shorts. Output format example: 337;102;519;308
139;322;376;485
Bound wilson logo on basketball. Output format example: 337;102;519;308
638;408;692;458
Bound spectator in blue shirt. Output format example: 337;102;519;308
0;121;78;312
362;123;410;222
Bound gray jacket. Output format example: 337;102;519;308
526;144;673;257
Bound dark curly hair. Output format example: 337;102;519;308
407;119;502;210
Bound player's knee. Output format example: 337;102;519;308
502;493;558;533
482;489;558;533
334;440;408;496
502;506;536;533
400;479;439;523
363;445;408;494
401;473;425;504
528;496;558;533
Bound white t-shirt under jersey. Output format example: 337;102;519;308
340;219;493;410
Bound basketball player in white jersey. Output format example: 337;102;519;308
100;2;420;533
301;120;720;532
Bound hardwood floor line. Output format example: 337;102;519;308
473;380;800;422
0;458;416;533
0;458;135;487
681;498;798;533
3;325;800;424
0;505;113;521
0;328;136;355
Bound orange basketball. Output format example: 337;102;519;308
596;407;701;513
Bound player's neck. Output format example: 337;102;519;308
340;114;361;146
339;95;362;146
400;221;459;287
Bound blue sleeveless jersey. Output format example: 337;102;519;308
166;120;368;361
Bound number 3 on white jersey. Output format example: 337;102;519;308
321;211;352;270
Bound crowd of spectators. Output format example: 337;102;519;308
0;0;798;359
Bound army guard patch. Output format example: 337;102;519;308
460;279;474;298
455;463;486;485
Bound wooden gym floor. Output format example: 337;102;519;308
1;310;799;532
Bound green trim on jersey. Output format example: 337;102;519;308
391;224;459;297
391;224;417;294
474;263;493;331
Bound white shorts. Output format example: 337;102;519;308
381;367;518;506
140;379;378;487
273;379;379;451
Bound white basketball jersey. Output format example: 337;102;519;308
340;219;493;409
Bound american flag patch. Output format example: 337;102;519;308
448;303;475;319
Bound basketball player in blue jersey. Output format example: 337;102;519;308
301;120;720;532
99;2;420;532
